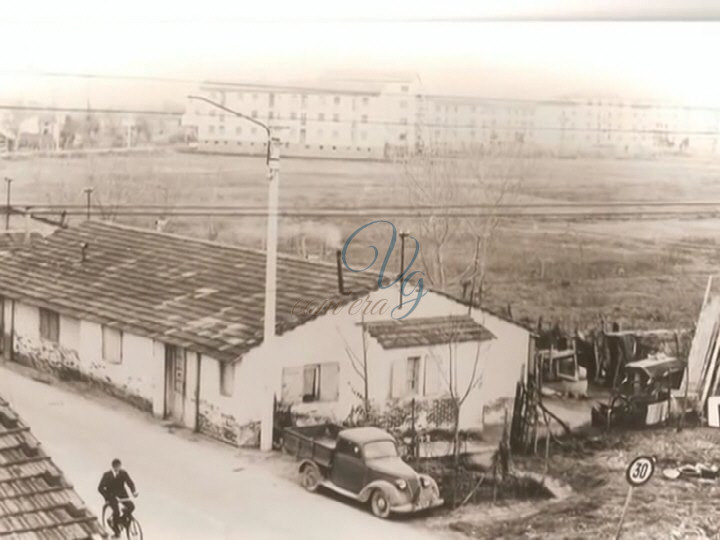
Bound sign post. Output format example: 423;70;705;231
615;456;655;539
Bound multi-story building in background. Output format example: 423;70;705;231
182;75;720;160
182;73;423;160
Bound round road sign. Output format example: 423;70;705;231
625;456;655;487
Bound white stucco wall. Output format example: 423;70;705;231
235;286;531;433
8;300;165;415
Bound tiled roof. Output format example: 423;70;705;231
0;396;105;539
430;289;537;334
0;232;41;253
365;315;495;350
0;221;377;362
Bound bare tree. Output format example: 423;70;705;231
426;318;485;467
338;315;371;422
399;147;526;301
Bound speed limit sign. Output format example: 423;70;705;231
616;456;656;538
625;456;655;487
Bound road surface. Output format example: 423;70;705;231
0;365;456;540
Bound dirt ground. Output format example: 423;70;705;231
432;426;720;539
2;151;720;331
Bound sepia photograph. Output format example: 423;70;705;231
1;1;720;538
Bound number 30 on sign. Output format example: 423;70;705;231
625;456;655;487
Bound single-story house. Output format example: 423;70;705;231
0;394;105;538
0;221;534;446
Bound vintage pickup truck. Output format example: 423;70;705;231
282;424;443;518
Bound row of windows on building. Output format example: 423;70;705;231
205;125;374;140
208;91;409;109
279;355;435;405
202;140;381;153
205;110;376;124
37;307;236;398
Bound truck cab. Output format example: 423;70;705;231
284;425;443;518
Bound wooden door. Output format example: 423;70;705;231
165;345;186;423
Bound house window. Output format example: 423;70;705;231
361;115;368;123
102;325;123;364
236;127;242;135
303;365;320;401
318;113;325;121
281;363;339;404
406;356;421;394
39;308;59;343
334;96;341;105
362;97;369;106
332;113;339;122
220;362;235;397
208;125;215;134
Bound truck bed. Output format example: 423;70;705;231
282;424;341;469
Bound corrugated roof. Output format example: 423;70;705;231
0;221;378;362
0;232;41;253
0;396;105;539
365;315;494;350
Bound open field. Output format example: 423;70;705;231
2;151;720;331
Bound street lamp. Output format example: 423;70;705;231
187;95;280;452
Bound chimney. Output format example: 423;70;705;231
336;249;348;295
80;242;89;262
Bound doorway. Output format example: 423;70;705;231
165;344;186;423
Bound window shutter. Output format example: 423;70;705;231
320;363;340;401
390;358;406;399
303;366;317;398
281;367;304;404
424;355;445;397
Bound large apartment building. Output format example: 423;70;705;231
182;73;423;160
182;76;720;160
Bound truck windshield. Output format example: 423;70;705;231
364;441;398;459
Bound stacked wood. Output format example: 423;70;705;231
684;276;720;417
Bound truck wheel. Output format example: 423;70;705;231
300;465;321;492
370;490;391;519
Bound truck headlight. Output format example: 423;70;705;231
420;476;430;488
395;479;407;490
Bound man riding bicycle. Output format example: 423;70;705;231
98;458;138;539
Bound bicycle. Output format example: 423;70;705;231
102;496;143;540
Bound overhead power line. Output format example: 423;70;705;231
8;207;720;220
14;201;720;210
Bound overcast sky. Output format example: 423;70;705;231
1;1;719;109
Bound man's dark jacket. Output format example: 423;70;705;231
98;469;136;501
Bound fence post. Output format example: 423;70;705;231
411;397;417;460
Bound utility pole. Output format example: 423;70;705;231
186;94;280;452
4;177;12;230
260;136;280;452
83;188;93;219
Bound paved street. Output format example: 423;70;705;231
0;365;456;540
